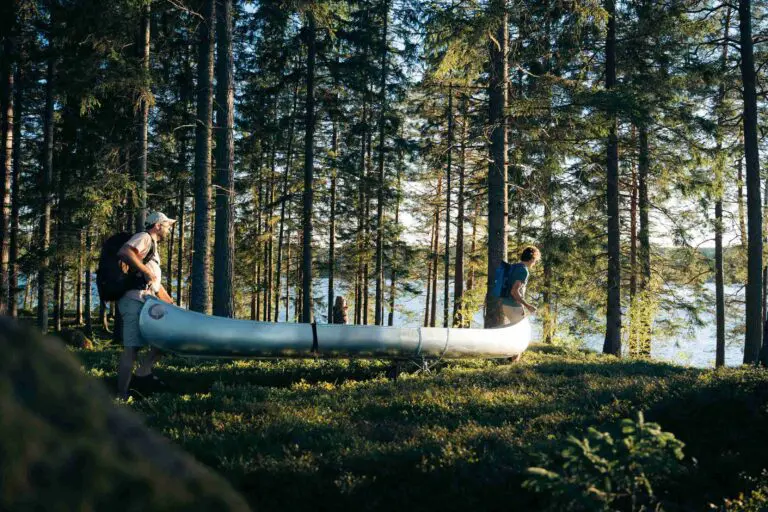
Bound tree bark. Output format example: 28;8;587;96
1;28;14;316
715;7;731;368
301;12;316;324
443;85;453;328
452;95;467;327
213;0;235;317
85;229;93;336
328;121;338;322
603;0;622;356
737;0;764;364
190;0;215;313
76;231;83;325
430;175;442;328
485;0;508;328
424;220;434;327
9;38;22;318
276;82;298;321
135;0;151;231
374;0;389;326
38;41;55;333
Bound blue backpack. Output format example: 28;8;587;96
491;261;522;298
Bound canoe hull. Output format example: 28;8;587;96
138;297;531;359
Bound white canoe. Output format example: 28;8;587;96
138;296;531;359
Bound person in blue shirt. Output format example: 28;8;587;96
502;246;541;326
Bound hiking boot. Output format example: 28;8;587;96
132;373;170;392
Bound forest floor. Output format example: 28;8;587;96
65;320;768;511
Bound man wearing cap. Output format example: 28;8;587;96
116;211;176;400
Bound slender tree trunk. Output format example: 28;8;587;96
430;176;442;328
265;154;275;321
424;220;434;327
85;229;93;336
543;160;554;344
453;95;467;327
9;41;22;318
443;85;453;328
285;221;291;322
388;154;402;326
737;0;764;364
213;0;235;317
603;0;622;356
485;0;508;328
737;140;747;249
276;83;298;321
715;7;731;368
38;45;55;333
630;134;638;300
467;200;479;293
1;30;14;316
176;179;185;306
301;12;316;324
191;0;215;313
76;231;83;325
374;0;389;325
135;0;151;231
328;121;338;322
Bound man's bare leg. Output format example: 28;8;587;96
117;347;138;399
134;347;163;377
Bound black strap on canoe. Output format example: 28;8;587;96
311;322;319;353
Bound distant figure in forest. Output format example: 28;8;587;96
503;246;540;326
116;212;176;400
332;296;349;325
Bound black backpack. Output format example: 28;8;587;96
96;232;156;302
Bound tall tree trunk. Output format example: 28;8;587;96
443;85;453;328
285;221;291;322
424;220;434;327
467;200;479;293
485;0;508;328
430;176;442;328
213;0;235;317
135;0;151;231
374;0;389;325
715;7;731;368
737;141;747;249
85;229;93;336
603;0;622;356
190;0;215;313
543;159;554;344
76;230;83;325
328;121;337;322
638;129;651;284
38;44;55;333
166;199;175;295
737;0;764;364
630;132;638;300
276;83;298;321
9;39;22;318
265;152;275;321
388;152;402;326
176;179;186;306
453;95;467;327
301;12;316;324
1;28;14;316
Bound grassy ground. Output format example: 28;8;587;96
70;335;768;511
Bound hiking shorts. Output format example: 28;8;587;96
117;296;148;348
502;304;526;326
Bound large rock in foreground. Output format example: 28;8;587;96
0;317;250;511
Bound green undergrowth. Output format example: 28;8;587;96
74;344;768;511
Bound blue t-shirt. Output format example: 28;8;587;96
502;263;529;307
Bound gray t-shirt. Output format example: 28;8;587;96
502;263;529;308
122;232;161;302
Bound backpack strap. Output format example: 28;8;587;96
142;232;156;264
